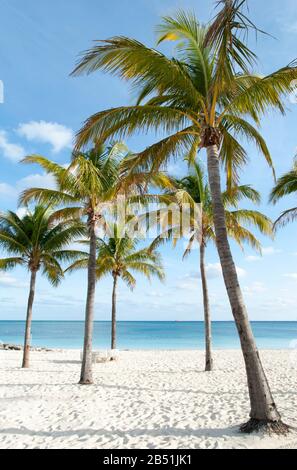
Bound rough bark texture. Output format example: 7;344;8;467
22;270;37;368
111;274;118;350
79;219;97;385
200;243;213;372
206;144;288;434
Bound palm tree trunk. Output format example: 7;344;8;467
79;219;97;385
111;274;118;350
200;243;213;372
22;270;37;368
206;144;288;433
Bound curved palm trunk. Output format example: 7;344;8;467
206;144;287;433
79;219;97;385
111;274;118;350
22;270;37;369
200;243;213;372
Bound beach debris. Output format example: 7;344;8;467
0;343;53;352
80;349;120;363
0;344;22;351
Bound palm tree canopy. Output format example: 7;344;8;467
183;162;272;253
269;162;297;229
147;161;272;256
66;224;165;290
71;2;297;188
20;144;128;216
0;206;87;286
20;144;174;228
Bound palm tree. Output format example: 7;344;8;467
20;144;129;383
66;225;164;350
270;160;297;229
166;162;272;372
0;206;86;368
20;145;171;384
70;1;297;431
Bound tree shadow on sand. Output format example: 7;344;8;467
0;424;242;440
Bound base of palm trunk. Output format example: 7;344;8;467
22;357;29;368
79;378;93;385
240;418;290;435
205;360;213;372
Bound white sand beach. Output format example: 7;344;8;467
0;349;296;449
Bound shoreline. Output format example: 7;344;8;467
2;343;297;352
2;321;296;351
1;348;297;449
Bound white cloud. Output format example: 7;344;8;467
245;255;262;262
283;273;297;280
206;263;224;279
0;130;25;162
0;273;27;289
177;263;246;290
0;182;15;197
35;293;83;307
17;121;74;153
243;282;266;295
166;161;186;177
245;246;282;262
235;266;247;278
287;21;297;33
17;173;57;191
205;263;246;279
16;207;29;219
147;290;165;299
262;246;282;256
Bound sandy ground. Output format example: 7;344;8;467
0;349;296;449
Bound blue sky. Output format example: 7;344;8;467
1;0;297;321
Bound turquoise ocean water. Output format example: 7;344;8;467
0;321;297;350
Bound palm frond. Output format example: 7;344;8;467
120;269;136;290
71;36;205;108
224;63;297;117
221;114;275;180
64;258;89;274
270;169;297;203
222;184;261;207
226;209;273;237
0;257;25;271
156;10;212;97
75;105;195;150
19;188;77;208
273;208;297;230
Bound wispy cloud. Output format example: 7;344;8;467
245;255;262;262
17;121;74;153
0;130;25;162
283;273;297;280
17;172;57;191
245;246;282;262
0;182;15;197
262;246;282;255
243;282;267;295
287;21;297;33
176;264;246;290
0;273;27;288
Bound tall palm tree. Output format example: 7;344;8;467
66;225;164;350
167;162;273;372
20;144;129;383
70;2;296;431
20;145;171;384
0;206;86;368
270;160;297;229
